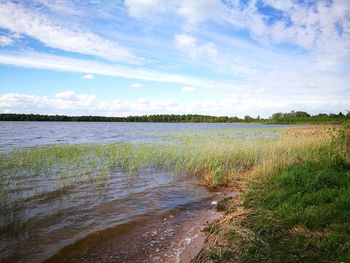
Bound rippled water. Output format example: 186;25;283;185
0;121;283;151
1;168;210;262
0;122;284;262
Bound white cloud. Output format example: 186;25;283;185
0;1;349;117
82;74;94;80
0;50;348;116
0;35;13;46
125;0;176;18
0;91;96;112
0;2;141;64
130;83;143;88
175;34;197;48
54;90;76;100
181;86;196;93
222;0;350;52
175;33;218;59
124;0;350;54
263;0;294;11
125;0;226;25
1;89;349;117
0;51;220;88
178;0;226;26
172;1;350;78
32;0;83;16
175;33;256;75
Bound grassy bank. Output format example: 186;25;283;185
197;124;350;262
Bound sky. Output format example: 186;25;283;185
0;0;349;117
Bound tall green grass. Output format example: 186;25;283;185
241;152;350;262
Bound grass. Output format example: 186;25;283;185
196;124;350;262
240;154;350;262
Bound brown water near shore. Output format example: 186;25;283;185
45;194;223;263
1;168;218;263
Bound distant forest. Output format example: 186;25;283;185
0;111;349;124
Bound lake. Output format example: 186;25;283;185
0;122;284;262
0;121;284;151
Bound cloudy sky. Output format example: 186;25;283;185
0;0;349;117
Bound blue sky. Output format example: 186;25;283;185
0;0;349;117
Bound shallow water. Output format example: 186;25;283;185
1;168;211;262
45;192;222;263
0;122;285;262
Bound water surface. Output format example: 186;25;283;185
0;121;284;151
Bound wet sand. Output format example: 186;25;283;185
45;192;229;263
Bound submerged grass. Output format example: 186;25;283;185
196;124;350;262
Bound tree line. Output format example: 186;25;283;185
0;111;349;124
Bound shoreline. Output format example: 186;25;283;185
44;191;233;263
195;125;350;262
180;192;237;263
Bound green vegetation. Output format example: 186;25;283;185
269;110;349;124
197;124;350;262
242;155;350;262
1;110;349;123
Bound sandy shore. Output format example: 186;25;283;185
179;228;208;262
